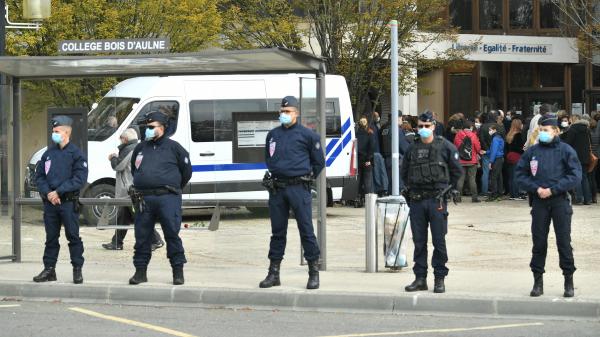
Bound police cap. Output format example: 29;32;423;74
538;113;558;127
51;115;73;128
145;110;169;125
418;110;434;123
281;96;299;109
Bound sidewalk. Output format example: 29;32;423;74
1;201;600;318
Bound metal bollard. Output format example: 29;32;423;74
365;193;378;273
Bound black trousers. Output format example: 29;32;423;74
408;198;449;278
490;158;504;196
530;196;576;275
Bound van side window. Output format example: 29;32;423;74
190;99;267;142
129;101;179;140
266;99;341;137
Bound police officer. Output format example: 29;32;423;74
401;110;463;293
128;111;192;285
515;113;581;298
259;96;325;290
33;116;88;284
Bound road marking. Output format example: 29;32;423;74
0;304;20;308
69;307;198;337
319;322;544;337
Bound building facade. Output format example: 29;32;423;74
417;0;597;121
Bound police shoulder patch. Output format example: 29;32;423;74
315;142;321;150
83;161;88;168
454;152;459;160
184;157;189;164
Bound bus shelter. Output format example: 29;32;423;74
0;48;329;269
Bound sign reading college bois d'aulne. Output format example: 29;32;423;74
58;38;170;54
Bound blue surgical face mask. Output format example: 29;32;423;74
51;132;62;144
538;131;553;143
279;113;292;125
418;127;433;139
145;127;156;140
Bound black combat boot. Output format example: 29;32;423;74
306;260;320;290
405;277;428;292
129;267;148;285
172;265;184;285
564;274;574;298
433;277;445;293
530;273;543;297
33;267;57;283
73;267;83;284
259;260;281;288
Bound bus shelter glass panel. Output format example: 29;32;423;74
0;83;13;259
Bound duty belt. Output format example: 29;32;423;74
61;191;80;202
137;186;181;196
408;190;439;201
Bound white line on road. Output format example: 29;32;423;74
69;307;199;337
0;304;20;308
319;322;544;337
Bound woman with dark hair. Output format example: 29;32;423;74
355;116;376;206
505;119;526;200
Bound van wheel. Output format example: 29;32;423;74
82;183;117;226
246;207;269;217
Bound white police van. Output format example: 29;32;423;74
25;74;357;225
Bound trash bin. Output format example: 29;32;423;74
376;195;411;270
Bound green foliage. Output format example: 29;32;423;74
220;0;304;49
6;0;222;119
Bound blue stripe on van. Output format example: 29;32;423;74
192;117;353;173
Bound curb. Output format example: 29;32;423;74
1;281;599;319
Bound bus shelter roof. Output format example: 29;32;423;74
0;48;326;79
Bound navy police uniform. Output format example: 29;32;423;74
401;111;462;292
259;96;325;290
515;113;581;297
130;112;192;271
264;98;325;262
34;116;88;278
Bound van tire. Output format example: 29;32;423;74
82;183;117;226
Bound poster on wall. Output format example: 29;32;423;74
572;103;583;115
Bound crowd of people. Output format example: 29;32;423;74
355;104;600;205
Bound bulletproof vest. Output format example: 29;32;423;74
407;137;449;188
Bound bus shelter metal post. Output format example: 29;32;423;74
316;71;327;270
12;76;21;262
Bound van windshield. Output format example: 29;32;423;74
88;97;140;141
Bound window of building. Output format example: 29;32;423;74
449;0;472;30
510;63;534;88
539;64;564;87
593;65;600;88
479;0;503;30
509;0;533;29
539;0;560;29
449;73;473;115
571;64;585;104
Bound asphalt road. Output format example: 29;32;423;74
1;301;599;337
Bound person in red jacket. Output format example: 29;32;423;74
454;120;482;202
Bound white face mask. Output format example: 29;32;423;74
561;121;569;128
475;122;481;129
489;130;495;136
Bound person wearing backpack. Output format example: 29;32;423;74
454;120;482;203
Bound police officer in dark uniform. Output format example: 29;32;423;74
128;111;192;285
515;113;581;297
33;116;88;284
401;110;463;293
259;96;325;290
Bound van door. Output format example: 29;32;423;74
185;80;267;200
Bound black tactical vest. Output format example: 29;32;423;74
407;136;449;188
